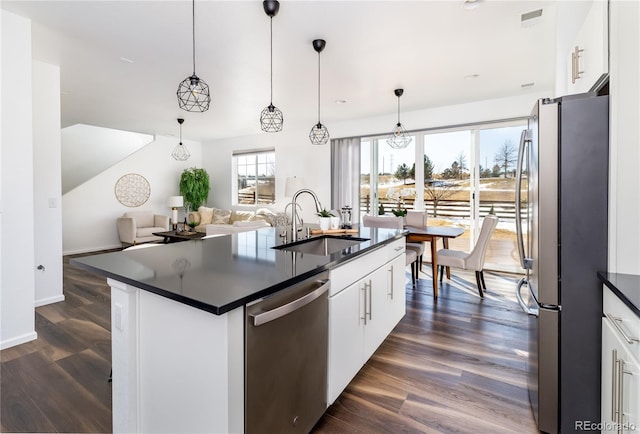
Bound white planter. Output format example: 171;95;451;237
318;217;331;231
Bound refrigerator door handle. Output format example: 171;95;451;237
515;278;538;316
515;128;533;270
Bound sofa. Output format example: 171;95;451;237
188;206;288;235
117;211;170;246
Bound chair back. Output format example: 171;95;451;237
465;215;499;271
405;210;427;227
362;214;404;229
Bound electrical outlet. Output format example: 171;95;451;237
115;303;123;331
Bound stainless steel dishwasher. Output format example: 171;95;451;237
245;271;329;434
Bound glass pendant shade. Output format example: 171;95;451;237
260;1;283;132
386;88;410;149
309;122;330;145
310;39;329;145
172;118;191;161
177;0;211;112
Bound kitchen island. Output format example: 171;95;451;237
72;226;406;434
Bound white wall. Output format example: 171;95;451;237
202;91;549;223
33;60;64;307
608;0;640;274
62;136;202;254
1;10;37;349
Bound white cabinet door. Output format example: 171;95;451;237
389;254;407;328
567;0;609;93
602;318;640;434
327;278;365;405
363;266;391;360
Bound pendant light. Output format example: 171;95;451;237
172;118;190;161
309;39;329;145
386;88;411;149
177;0;211;112
260;0;283;132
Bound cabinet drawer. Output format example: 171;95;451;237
603;286;640;362
329;246;387;297
386;238;405;261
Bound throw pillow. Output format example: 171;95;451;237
198;206;214;225
211;208;231;224
229;210;254;223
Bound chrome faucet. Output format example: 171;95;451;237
291;188;323;242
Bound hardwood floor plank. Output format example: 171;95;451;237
32;312;88;362
2;351;112;433
56;349;113;410
0;367;57;433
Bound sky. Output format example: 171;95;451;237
361;124;526;175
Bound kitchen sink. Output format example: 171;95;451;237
273;236;369;256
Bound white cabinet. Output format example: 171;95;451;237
567;0;609;94
602;287;640;434
327;239;406;404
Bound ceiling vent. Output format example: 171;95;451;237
521;9;543;27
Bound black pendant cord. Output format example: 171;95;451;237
397;96;401;125
270;17;273;105
191;0;196;75
317;51;321;125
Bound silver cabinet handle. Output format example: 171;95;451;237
612;349;618;421
617;358;624;433
394;246;404;252
361;283;367;325
388;266;394;299
605;312;640;344
250;279;329;326
367;280;372;321
571;45;584;83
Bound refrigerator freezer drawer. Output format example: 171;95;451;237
536;307;559;434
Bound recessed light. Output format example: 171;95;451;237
464;74;480;80
119;57;135;64
462;0;482;10
335;100;347;104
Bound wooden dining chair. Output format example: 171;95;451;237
362;215;419;286
436;214;499;297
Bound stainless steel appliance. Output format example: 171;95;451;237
245;271;329;434
515;92;609;433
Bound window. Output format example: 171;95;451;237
233;149;275;206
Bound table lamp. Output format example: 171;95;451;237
167;196;184;230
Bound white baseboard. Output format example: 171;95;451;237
63;244;121;256
1;331;38;350
35;294;65;307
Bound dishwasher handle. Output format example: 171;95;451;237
250;279;329;326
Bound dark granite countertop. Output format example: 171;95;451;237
71;226;405;316
598;272;640;318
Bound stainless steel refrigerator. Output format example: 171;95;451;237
515;92;609;433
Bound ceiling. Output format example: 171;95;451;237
2;0;557;142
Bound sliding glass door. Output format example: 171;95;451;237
356;120;526;274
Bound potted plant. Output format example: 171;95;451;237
179;167;210;214
316;208;335;231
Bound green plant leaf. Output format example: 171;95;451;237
179;167;211;211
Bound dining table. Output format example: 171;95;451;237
405;224;465;299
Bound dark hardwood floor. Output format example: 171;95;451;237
1;254;537;433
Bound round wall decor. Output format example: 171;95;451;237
114;173;151;207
